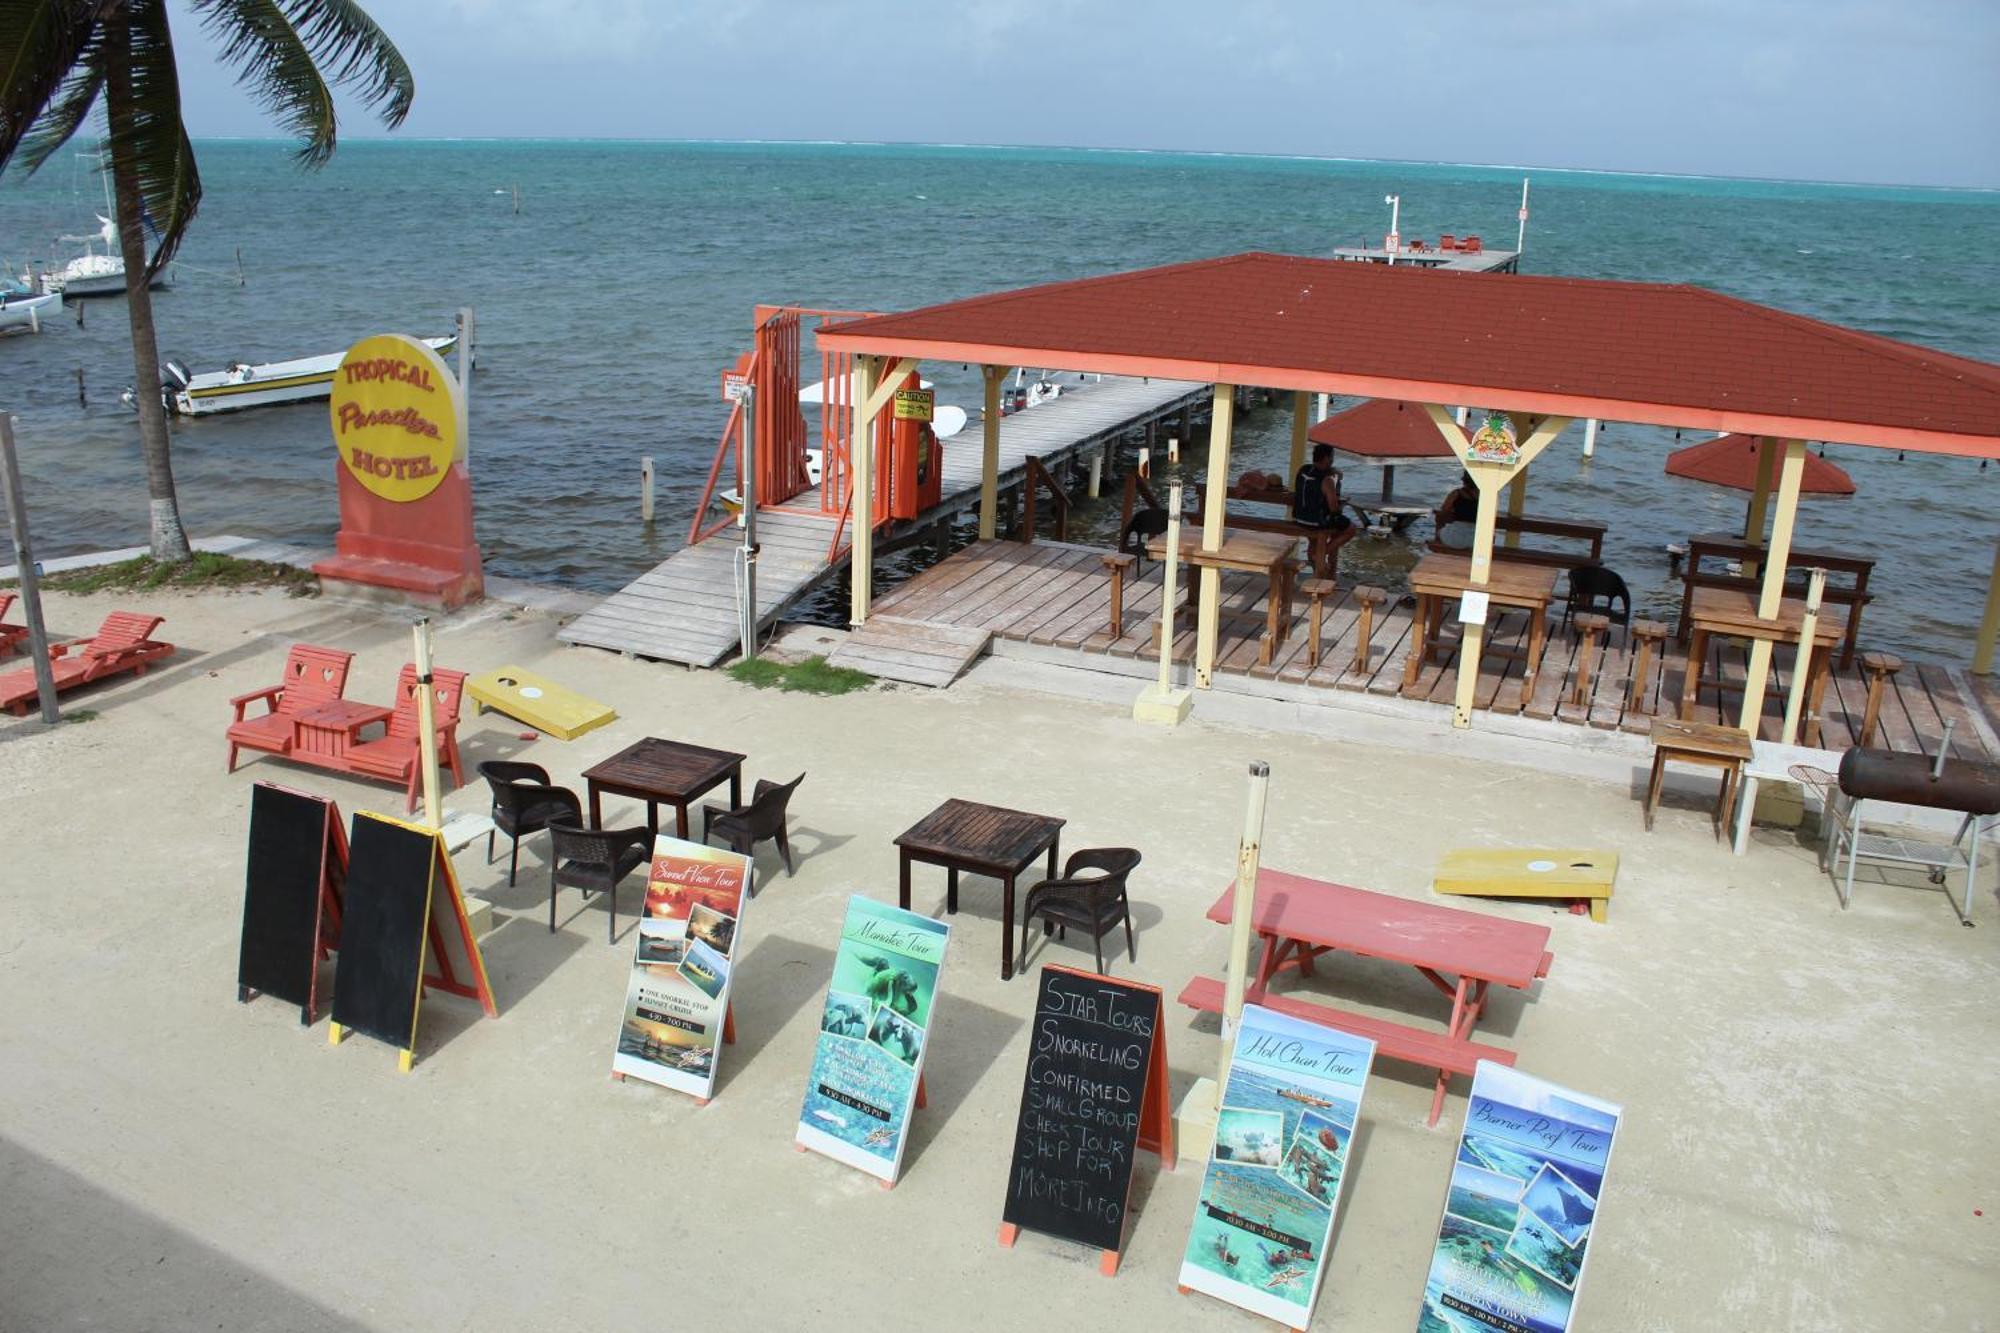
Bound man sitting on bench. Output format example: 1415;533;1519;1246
1293;444;1358;562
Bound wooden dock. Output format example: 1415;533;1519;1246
868;540;2000;760
558;376;1207;666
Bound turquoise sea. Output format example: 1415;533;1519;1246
2;141;1995;656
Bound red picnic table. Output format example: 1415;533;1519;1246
1179;868;1554;1125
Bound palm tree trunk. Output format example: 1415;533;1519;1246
104;7;191;563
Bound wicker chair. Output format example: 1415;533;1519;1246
1018;848;1142;976
479;761;582;887
702;773;805;887
546;821;652;943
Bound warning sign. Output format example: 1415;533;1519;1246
894;388;935;422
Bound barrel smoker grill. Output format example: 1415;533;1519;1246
1833;734;2000;923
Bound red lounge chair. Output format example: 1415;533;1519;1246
0;592;25;656
345;664;469;812
226;643;355;771
1463;235;1484;254
1439;234;1458;251
0;611;174;715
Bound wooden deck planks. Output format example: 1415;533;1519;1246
826;617;992;688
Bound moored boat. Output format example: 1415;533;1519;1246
0;285;61;334
140;334;463;416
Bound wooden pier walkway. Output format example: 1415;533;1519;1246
558;376;1206;666
868;540;2000;760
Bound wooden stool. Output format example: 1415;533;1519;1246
1627;619;1667;713
1645;719;1753;838
1101;553;1136;638
1352;584;1387;672
1300;577;1337;668
1570;612;1610;706
1858;650;1902;746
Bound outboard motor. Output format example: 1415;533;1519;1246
161;359;191;393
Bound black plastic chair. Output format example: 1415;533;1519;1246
479;760;583;887
546;822;651;943
1563;564;1632;636
702;773;805;888
1018;848;1142;975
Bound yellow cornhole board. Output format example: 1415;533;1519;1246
1434;848;1619;923
465;665;615;741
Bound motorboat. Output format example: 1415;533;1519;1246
131;334;463;416
0;284;61;334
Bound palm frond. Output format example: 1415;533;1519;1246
103;0;201;270
279;0;412;129
0;0;99;166
189;0;337;166
15;50;103;176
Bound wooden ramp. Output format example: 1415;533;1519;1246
827;617;992;687
559;376;1205;666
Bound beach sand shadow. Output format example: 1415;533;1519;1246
901;993;1026;1176
712;934;838;1097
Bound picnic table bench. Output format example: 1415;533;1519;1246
1676;532;1872;666
1180;869;1553;1124
1433;513;1606;570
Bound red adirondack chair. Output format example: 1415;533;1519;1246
226;643;356;771
0;611;174;715
345;663;469;811
0;592;25;656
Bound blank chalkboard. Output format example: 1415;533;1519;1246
238;783;339;1022
1001;967;1162;1253
329;813;438;1052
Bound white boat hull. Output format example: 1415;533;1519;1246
170;335;460;416
0;291;61;331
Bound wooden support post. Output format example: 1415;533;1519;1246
1582;417;1599;458
979;365;1006;540
1504;471;1526;548
1353;585;1386;672
1102;553;1134;637
1858;651;1903;745
1742;436;1777;577
1570;613;1609;707
1301;578;1336;669
1781;567;1826;745
1288;390;1310;477
1220;762;1270;1080
413;618;442;831
1194;384;1234;689
1628;619;1667;713
849;356;879;625
1737;439;1807;736
1974;535;2000;675
1020;456;1038;546
639;455;655;523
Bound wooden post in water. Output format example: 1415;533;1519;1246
456;308;475;411
0;415;60;723
979;365;1006;539
413;618;442;830
640;456;655;523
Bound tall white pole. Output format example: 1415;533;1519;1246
1583;418;1599;458
412;618;442;831
1384;194;1402;264
1158;482;1184;695
1781;568;1826;745
1517;177;1531;254
1220;760;1271;1087
740;385;760;659
455;307;474;408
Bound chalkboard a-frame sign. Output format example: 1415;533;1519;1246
237;782;347;1024
998;965;1175;1275
327;811;497;1071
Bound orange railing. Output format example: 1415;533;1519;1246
687;350;758;546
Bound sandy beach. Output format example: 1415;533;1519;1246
2;583;1995;1332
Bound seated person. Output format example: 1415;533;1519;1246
1434;471;1479;550
1291;444;1358;560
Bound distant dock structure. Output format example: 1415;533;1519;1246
1329;240;1520;273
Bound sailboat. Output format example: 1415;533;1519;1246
24;150;172;299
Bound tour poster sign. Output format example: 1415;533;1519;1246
329;333;463;503
1417;1063;1621;1333
610;836;751;1101
1179;1005;1376;1330
1000;965;1171;1262
795;896;948;1184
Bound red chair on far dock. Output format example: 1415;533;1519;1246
0;610;174;714
344;664;470;812
1439;234;1459;251
226;643;355;771
1462;235;1484;253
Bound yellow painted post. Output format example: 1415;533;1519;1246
1194;383;1235;689
849;355;878;626
1288;391;1310;477
1972;534;2000;675
1741;435;1777;577
1503;471;1527;548
1737;439;1807;735
979;365;1006;540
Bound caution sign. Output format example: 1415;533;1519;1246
894;388;934;422
329;334;462;503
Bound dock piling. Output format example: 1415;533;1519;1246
640;456;655;523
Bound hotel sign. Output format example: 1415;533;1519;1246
329;334;463;503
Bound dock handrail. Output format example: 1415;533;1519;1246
688;350;760;546
1020;455;1070;544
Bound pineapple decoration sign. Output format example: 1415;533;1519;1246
1465;411;1520;466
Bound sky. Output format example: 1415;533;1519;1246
162;0;2000;189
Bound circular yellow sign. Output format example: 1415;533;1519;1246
329;334;462;502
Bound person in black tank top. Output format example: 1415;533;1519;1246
1292;444;1358;566
1434;471;1480;550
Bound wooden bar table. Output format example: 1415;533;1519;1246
1404;552;1560;701
583;737;745;840
1145;529;1298;665
896;798;1064;980
1678;587;1843;742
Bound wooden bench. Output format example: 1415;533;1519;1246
1675;532;1872;666
1194;481;1342;579
1431;513;1606;571
1178;974;1516;1079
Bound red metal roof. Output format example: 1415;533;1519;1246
1664;433;1856;495
819;253;2000;458
1307;398;1456;460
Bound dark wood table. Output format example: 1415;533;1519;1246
1405;552;1560;700
582;737;745;841
1145;529;1299;665
895;798;1064;980
1678;587;1843;743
